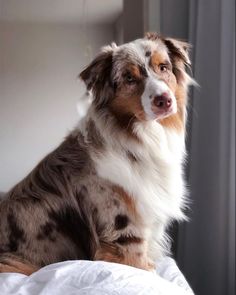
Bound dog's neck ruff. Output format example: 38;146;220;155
79;105;187;234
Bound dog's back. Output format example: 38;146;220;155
0;192;5;200
0;133;99;273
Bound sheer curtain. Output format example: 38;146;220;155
121;1;235;294
176;1;235;295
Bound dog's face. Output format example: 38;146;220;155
80;33;192;132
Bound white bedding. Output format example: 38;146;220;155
0;257;194;295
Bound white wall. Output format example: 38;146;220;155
0;22;114;192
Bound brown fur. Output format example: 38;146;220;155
108;64;146;132
0;253;39;275
95;240;153;271
80;50;114;110
160;83;187;131
112;186;138;219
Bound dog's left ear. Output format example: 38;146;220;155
164;38;191;66
79;44;116;91
145;33;191;65
164;38;195;86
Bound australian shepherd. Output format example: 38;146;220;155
0;33;194;275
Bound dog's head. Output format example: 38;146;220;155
80;33;194;132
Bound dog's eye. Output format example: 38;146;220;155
159;64;168;72
125;74;136;84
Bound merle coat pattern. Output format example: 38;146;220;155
0;33;194;275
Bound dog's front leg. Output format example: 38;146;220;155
0;253;39;275
94;239;155;271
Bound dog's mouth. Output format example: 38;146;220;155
152;107;176;120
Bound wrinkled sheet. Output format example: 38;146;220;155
0;257;194;295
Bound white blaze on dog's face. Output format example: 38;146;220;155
80;33;192;133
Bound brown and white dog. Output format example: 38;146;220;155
0;33;194;275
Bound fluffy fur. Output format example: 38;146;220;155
0;33;194;275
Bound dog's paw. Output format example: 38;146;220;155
146;260;156;272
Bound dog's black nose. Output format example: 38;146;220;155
153;93;172;108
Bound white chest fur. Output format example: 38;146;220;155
93;121;187;227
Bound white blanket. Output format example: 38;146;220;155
0;257;194;295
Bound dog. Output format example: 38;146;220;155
0;33;194;275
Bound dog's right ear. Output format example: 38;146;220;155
79;45;115;91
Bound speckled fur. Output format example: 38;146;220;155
0;33;194;274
